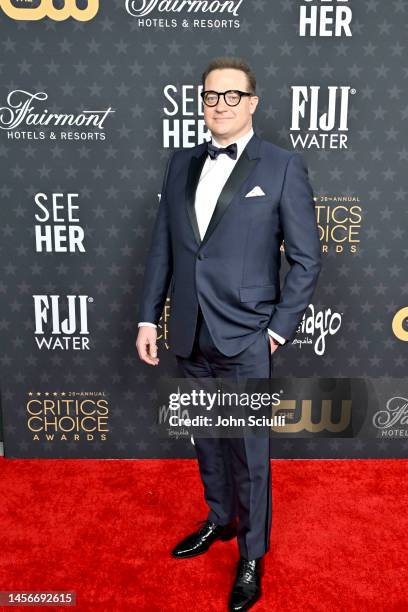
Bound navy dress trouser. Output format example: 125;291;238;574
175;306;273;560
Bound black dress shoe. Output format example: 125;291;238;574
229;557;262;611
171;519;236;559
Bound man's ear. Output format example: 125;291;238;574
249;96;259;114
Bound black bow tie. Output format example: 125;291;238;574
207;141;238;161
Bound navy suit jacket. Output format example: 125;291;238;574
138;130;322;357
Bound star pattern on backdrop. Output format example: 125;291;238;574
0;0;407;458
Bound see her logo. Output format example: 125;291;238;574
0;0;99;21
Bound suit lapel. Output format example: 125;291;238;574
201;144;259;247
185;132;262;247
185;146;207;245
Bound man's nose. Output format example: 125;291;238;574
215;96;229;111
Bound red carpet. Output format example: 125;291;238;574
0;458;407;611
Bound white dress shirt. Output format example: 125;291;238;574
139;127;286;346
195;128;253;240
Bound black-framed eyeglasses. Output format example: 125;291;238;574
201;90;255;107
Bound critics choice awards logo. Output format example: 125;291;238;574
157;297;171;349
26;391;109;442
0;90;114;142
314;196;362;254
299;0;353;37
0;0;99;21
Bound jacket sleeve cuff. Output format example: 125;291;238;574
267;328;286;345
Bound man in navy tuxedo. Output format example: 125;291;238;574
136;57;321;611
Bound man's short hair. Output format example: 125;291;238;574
201;57;257;94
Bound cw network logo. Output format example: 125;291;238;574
0;0;99;22
392;307;408;342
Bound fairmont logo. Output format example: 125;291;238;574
0;0;99;21
372;397;408;438
125;0;244;17
0;90;114;131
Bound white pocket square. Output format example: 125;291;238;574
245;185;266;197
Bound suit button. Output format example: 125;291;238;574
197;253;205;260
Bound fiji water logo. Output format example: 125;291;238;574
33;294;93;351
290;85;356;149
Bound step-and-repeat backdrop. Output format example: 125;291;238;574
0;0;407;458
